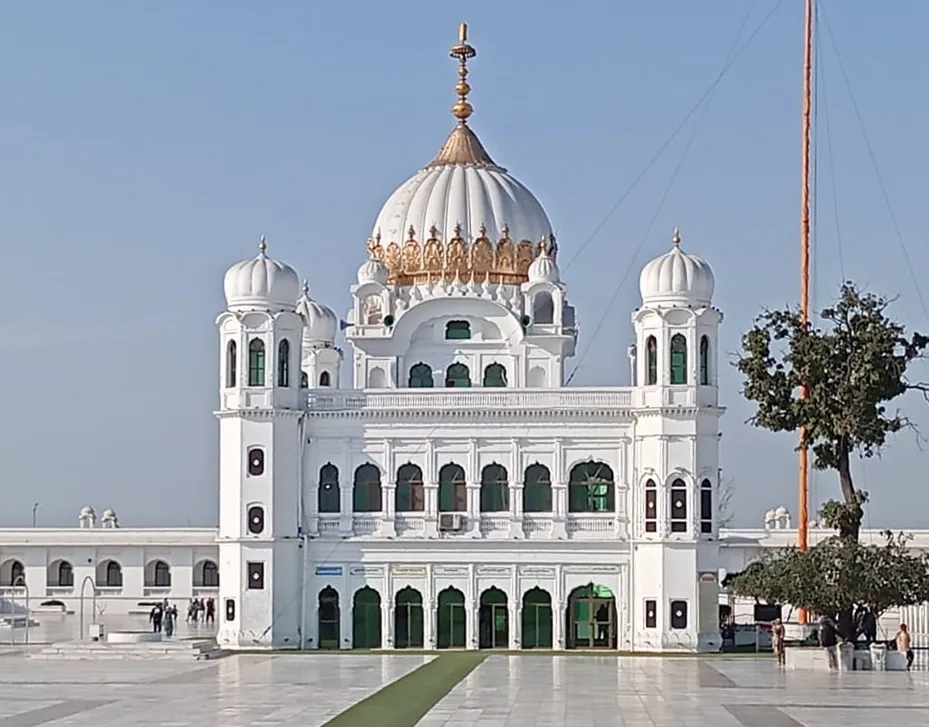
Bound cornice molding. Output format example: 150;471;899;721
214;409;305;421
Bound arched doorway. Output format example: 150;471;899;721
521;587;553;649
478;587;509;649
566;584;617;649
318;587;340;650
352;587;381;649
394;587;424;649
436;587;466;649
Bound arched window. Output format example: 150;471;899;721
154;560;171;587
699;336;710;385
445;363;471;388
670;478;687;532
568;462;615;513
700;479;713;534
57;561;73;587
438;463;467;512
106;561;123;587
645;479;657;532
226;340;237;388
408;363;434;388
670;334;687;385
533;292;554;324
318;463;340;514
10;560;24;586
482;363;507;387
319;371;331;387
202;561;219;587
445;320;471;340
480;463;509;512
353;463;382;513
248;339;266;386
301;371;309;388
645;336;657;385
277;339;290;387
395;464;424;512
523;464;552;513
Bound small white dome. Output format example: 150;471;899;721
79;506;95;517
357;256;389;286
223;237;301;312
527;242;560;283
296;282;338;344
102;509;116;520
764;509;777;521
774;506;789;518
639;229;715;307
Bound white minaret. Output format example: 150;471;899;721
296;281;342;389
216;236;306;650
629;228;724;653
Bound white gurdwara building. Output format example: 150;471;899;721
216;27;725;653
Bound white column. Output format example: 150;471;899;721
466;598;478;649
508;482;524;539
467;483;482;538
382;482;397;538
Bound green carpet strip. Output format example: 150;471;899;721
322;653;486;727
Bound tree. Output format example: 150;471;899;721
716;477;736;529
737;283;929;541
728;531;929;641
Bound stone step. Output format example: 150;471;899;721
28;640;227;661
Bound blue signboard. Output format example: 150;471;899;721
315;565;343;577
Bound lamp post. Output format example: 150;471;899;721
31;503;39;528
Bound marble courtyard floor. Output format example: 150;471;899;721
0;652;925;726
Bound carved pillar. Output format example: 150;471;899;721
553;601;566;650
382;482;397;538
466;483;482;538
509;598;521;649
383;603;394;649
466;598;478;649
552;438;567;538
423;484;439;538
509;482;525;538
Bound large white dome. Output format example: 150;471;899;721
224;238;301;312
372;124;553;248
639;229;715;307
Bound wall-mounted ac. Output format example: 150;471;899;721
438;513;465;532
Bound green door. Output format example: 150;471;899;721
437;588;466;648
394;587;424;649
352;587;382;649
318;587;340;649
521;588;553;649
479;588;509;649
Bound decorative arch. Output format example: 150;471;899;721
97;559;123;587
645;336;658;385
225;340;237;388
47;559;73;587
670;333;687;384
352;587;382;649
277;339;290;387
194;559;219;588
396;463;425;512
700;478;713;534
523;463;552;513
318;463;340;513
445;320;471;340
389;300;524;352
319;370;331;387
670;477;688;533
532;291;555;324
438;463;467;512
394;587;425;648
317;586;340;649
566;583;617;649
248;338;266;386
478;587;509;649
145;559;171;588
699;335;710;385
568;462;615;513
645;478;658;532
436;586;466;648
353;463;382;513
367;367;387;388
521;587;553;649
527;366;547;387
482;363;507;387
445;362;471;388
480;463;509;512
408;362;434;388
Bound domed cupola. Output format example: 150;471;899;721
365;24;555;287
356;253;389;286
296;281;338;346
527;238;560;283
639;228;715;307
224;236;301;312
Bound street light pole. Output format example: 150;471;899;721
31;503;39;528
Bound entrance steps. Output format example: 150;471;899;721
29;639;228;661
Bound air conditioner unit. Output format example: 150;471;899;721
438;513;464;532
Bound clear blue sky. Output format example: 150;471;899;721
3;0;928;529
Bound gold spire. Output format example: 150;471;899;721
450;23;476;123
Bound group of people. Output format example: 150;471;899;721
148;597;216;638
186;597;216;625
768;615;915;670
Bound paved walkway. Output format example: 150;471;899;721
0;653;924;726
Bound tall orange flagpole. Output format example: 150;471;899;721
798;0;814;626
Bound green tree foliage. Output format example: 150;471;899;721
737;283;929;539
729;532;929;639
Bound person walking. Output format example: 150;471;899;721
771;618;786;666
819;616;839;670
894;623;914;670
164;604;176;638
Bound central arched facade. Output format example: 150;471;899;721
565;584;617;649
352;587;381;649
521;587;553;649
394;587;424;649
478;587;509;649
436;586;466;648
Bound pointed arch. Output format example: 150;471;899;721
277;339;291;387
352;587;382;649
645;336;657;385
445;362;471;387
408;363;434;388
700;478;713;534
699;335;710;385
568;462;615;513
248;338;266;386
353;463;382;513
319;370;331;387
438;463;467;512
445;320;471;340
482;363;507;387
318;463;340;513
645;478;658;532
396;463;424;512
226;340;237;388
523;463;552;513
670;477;688;532
317;586;340;649
480;463;509;512
670;333;687;384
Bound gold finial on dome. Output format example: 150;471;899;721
450;23;477;123
672;227;682;247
